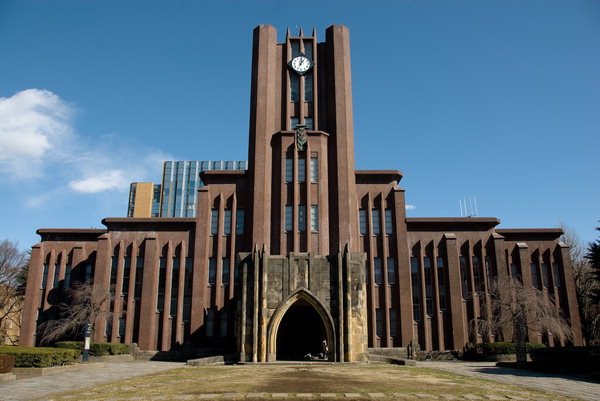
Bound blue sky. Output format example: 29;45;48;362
0;0;598;250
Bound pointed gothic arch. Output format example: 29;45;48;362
266;288;336;361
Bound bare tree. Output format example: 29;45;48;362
560;222;600;345
0;240;27;345
471;276;572;362
39;281;113;344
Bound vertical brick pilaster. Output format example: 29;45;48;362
445;233;466;349
19;244;44;346
558;243;583;345
93;234;111;342
138;235;159;350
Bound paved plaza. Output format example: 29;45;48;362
1;361;599;401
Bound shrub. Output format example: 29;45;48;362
54;341;130;356
0;354;15;373
0;346;79;368
529;346;600;368
480;342;546;355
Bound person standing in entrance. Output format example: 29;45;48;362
322;339;328;359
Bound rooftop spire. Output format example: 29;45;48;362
298;27;304;37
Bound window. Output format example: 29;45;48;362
53;263;60;288
384;210;393;234
424;257;433;316
375;308;384;337
222;258;230;285
485;256;493;288
224;210;232;235
298;206;306;232
510;263;520;280
311;205;319;231
206;309;214;337
304;117;313;129
411;257;421;321
541;263;550;288
310;157;318;182
359;209;367;235
298;157;306;182
460;256;469;299
210;209;219;235
472;256;482;293
389;308;397;337
236;210;245;235
220;309;228;337
170;258;179;315
372;210;381;235
157;257;167;311
304;73;313;102
285;205;293;231
552;263;561;287
64;263;71;289
437;257;447;311
387;258;396;284
285;158;293;183
42;263;48;289
290;117;299;129
290;74;299;102
183;258;193;322
208;258;216;285
530;263;540;288
374;258;382;285
134;257;144;300
122;257;131;297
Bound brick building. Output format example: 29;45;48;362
20;25;582;362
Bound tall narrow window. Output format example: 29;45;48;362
387;258;396;285
304;117;313;129
389;308;397;337
374;258;383;285
110;256;118;293
42;263;49;289
552;263;561;287
311;205;319;231
298;157;306;183
460;256;469;299
510;263;520;280
53;262;60;288
285;205;293;231
236;210;245;235
541;262;550;288
472;256;482;293
208;258;216;285
372;209;381;235
205;309;214;337
285;158;293;183
304;41;314;102
222;258;230;285
223;210;232;235
290;74;299;102
210;209;219;235
298;206;306;232
134;257;144;300
424;257;433;316
290;117;299;129
64;263;72;289
170;257;179;316
437;257;447;311
375;308;384;337
485;256;493;288
157;257;166;311
359;209;367;235
183;258;193;322
411;257;421;321
310;157;318;182
530;263;540;288
384;210;393;234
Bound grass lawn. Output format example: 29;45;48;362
33;363;578;401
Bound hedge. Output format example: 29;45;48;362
529;346;600;368
54;341;130;356
0;354;15;373
479;342;546;355
0;346;79;368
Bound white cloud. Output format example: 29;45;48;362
0;89;73;178
69;169;129;193
406;204;416;210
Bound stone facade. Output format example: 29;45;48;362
20;25;583;361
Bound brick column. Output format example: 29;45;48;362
19;243;44;346
93;234;111;342
138;235;159;350
444;233;466;349
558;243;583;345
392;188;412;346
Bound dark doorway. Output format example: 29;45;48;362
276;299;327;361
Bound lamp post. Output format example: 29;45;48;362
82;322;91;363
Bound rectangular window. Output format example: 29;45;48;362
234;263;241;284
110;256;118;291
298;205;306;232
530;263;540;288
375;308;384;337
134;257;144;300
310;157;318;182
85;262;93;284
374;258;383;285
298;157;306;182
210;209;219;235
119;318;125;337
304;117;313;129
389;308;397;337
384;210;393;234
42;263;48;289
437;257;447;311
224;209;232;235
460;256;469;299
183;258;193;322
411;257;421;321
170;258;179;316
485;256;493;288
157;257;166;311
359;209;367;235
472;256;482;293
541;263;550;288
285;158;293;183
304;72;313;102
236;210;244;235
222;258;230;285
64;263;71;289
206;309;214;337
290;74;299;102
424;257;433;316
53;263;60;288
387;258;396;285
552;263;561;287
208;258;216;285
122;257;131;297
285;205;293;231
510;263;519;280
372;209;381;235
311;205;319;231
290;117;299;129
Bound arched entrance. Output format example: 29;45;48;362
276;298;326;360
267;289;336;362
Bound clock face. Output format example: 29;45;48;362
290;55;312;74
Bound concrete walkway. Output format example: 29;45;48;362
419;361;600;401
0;361;185;401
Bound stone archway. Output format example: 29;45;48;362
266;289;336;362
